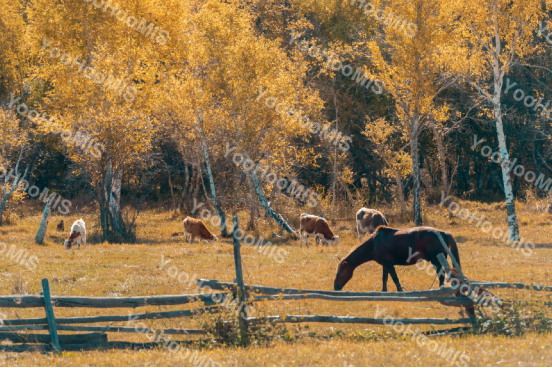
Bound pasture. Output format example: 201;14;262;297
0;199;551;366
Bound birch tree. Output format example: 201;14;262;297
164;0;322;233
365;0;467;225
460;0;545;241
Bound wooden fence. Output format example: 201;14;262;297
1;215;551;352
197;226;552;338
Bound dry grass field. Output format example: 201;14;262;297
1;198;552;366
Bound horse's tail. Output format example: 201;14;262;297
446;233;461;268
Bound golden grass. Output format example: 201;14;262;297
0;200;551;366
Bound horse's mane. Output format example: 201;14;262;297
342;226;400;262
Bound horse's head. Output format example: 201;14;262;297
334;234;378;290
334;259;354;291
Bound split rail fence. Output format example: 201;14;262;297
1;216;550;351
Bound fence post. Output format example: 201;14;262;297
435;232;466;280
232;215;248;346
35;198;53;244
436;253;454;282
436;254;477;322
41;279;60;353
437;253;477;300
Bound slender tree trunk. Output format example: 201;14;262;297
250;169;296;234
187;164;197;208
266;183;278;218
102;162;134;242
197;122;228;237
184;163;190;196
432;123;451;203
193;163;201;202
246;175;257;230
167;166;176;213
420;168;432;190
180;158;190;209
393;170;406;212
495;115;519;240
411;130;423;226
35;198;53;244
493;86;520;241
111;169;122;213
100;167;112;240
488;1;520;240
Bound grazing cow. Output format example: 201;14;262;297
183;217;218;243
334;226;461;292
57;220;64;232
64;219;86;250
356;207;388;239
299;214;339;248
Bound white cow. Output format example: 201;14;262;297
64;219;86;250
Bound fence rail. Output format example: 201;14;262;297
0;293;214;308
469;282;552;291
245;316;474;326
1;306;222;326
198;278;458;297
0;325;205;334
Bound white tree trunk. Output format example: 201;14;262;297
489;0;520;241
250;169;296;234
493;104;520;241
197;122;228;237
111;169;122;213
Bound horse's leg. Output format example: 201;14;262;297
381;269;389;292
383;263;404;291
429;257;446;287
429;257;446;288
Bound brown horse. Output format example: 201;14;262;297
334;226;461;291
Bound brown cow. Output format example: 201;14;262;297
356;207;388;239
57;220;64;232
299;214;339;248
183;217;218;243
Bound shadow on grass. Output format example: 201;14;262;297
0;339;203;353
0;341;160;353
455;236;469;243
533;243;552;249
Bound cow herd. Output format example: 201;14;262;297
61;207;388;249
174;206;389;246
298;207;388;247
